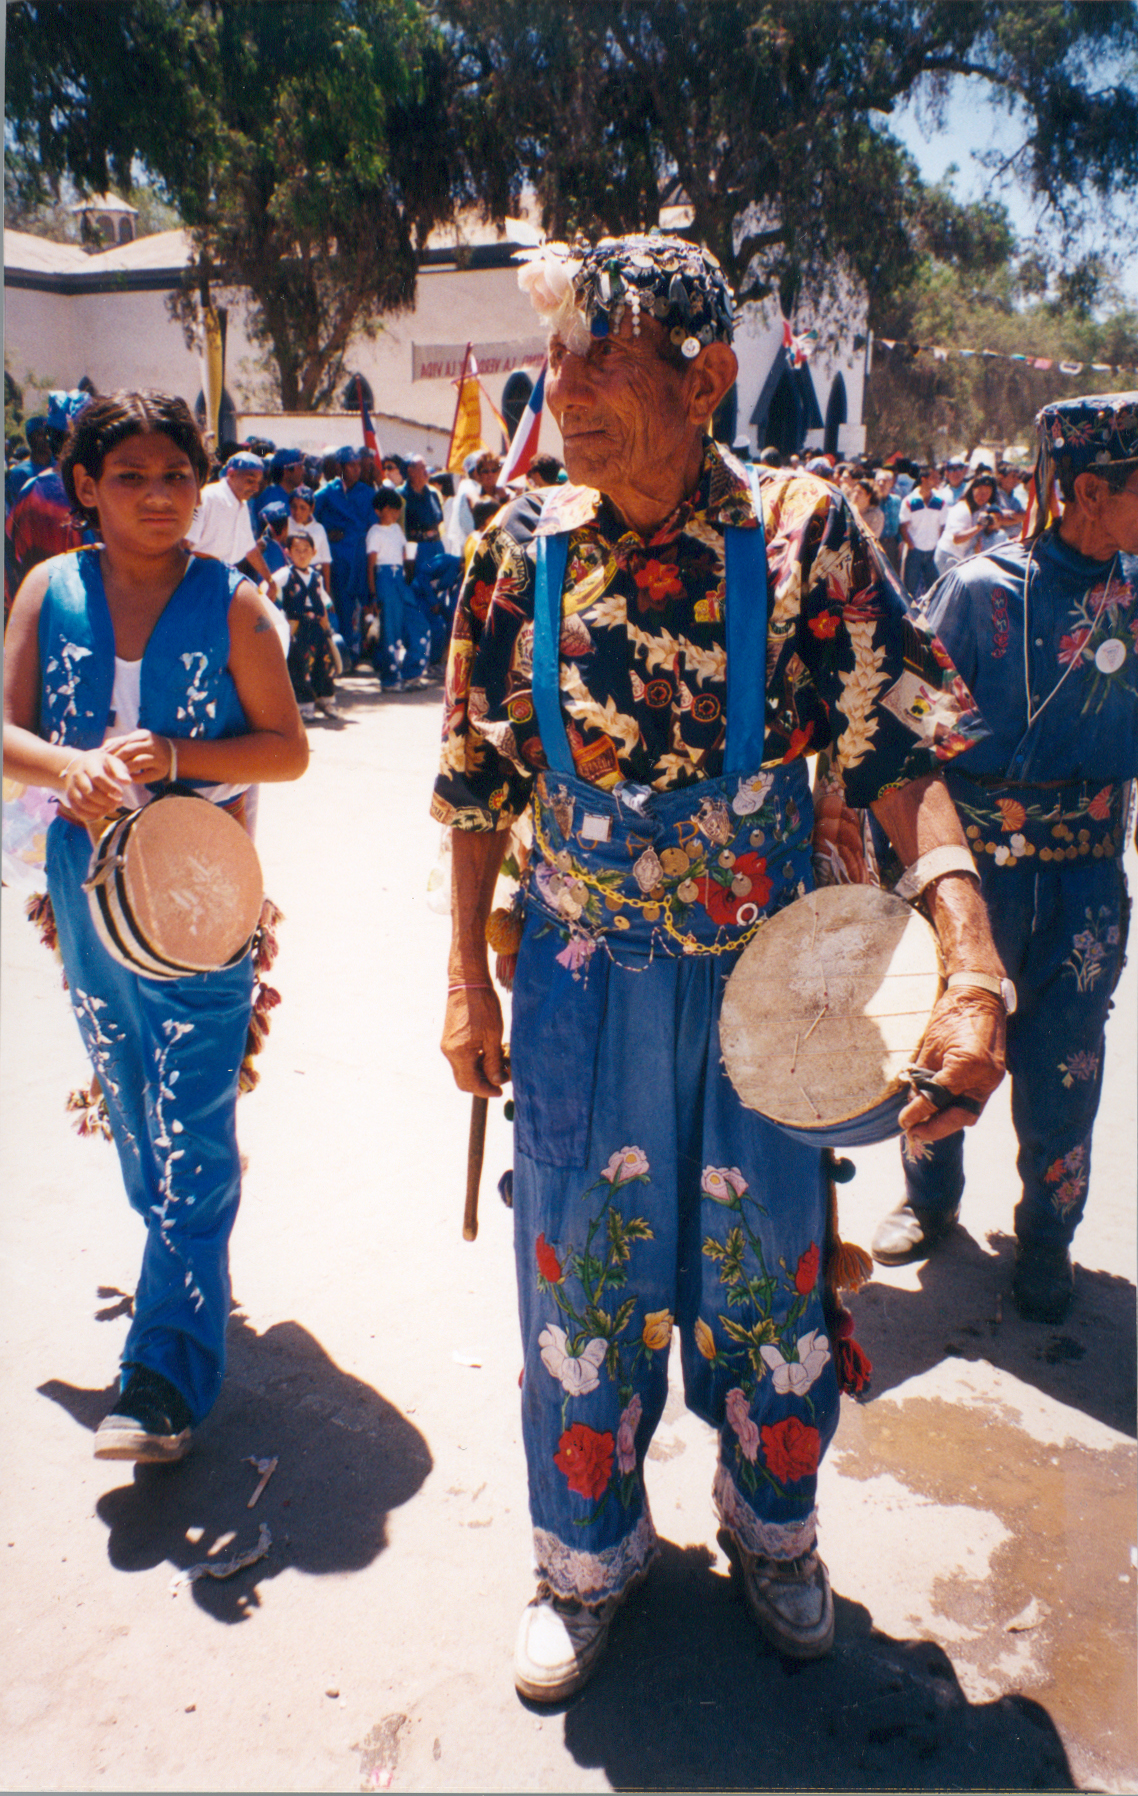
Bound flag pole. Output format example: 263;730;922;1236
447;342;473;467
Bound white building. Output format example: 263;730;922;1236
5;214;866;464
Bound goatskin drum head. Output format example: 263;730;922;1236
720;884;943;1133
123;796;263;973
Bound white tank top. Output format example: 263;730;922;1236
103;656;248;807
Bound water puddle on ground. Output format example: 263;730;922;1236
829;1385;1137;1785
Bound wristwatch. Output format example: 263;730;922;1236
946;970;1017;1015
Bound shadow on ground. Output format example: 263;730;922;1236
39;1313;431;1622
850;1228;1136;1438
555;1542;1074;1792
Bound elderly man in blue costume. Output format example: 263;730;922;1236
872;394;1138;1324
433;233;1010;1701
314;445;373;660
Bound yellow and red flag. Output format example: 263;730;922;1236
447;344;487;472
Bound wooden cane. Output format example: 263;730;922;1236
462;1048;511;1242
463;1096;488;1241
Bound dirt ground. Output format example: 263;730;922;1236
2;674;1134;1794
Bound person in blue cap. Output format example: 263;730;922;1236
7;391;93;588
6;413;52;509
253;445;306;529
314;446;374;660
256;500;293;577
872;392;1138;1324
186;450;273;584
400;454;462;666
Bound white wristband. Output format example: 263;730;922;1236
895;844;978;903
166;738;178;784
947;970;1017;1014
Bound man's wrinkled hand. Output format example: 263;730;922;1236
899;987;1006;1144
442;986;507;1098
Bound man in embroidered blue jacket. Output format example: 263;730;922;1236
434;234;1009;1702
872;394;1138;1325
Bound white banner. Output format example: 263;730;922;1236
412;338;547;382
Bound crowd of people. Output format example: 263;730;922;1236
6;401;1030;705
5;415;569;720
743;443;1031;601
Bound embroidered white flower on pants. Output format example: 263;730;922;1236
759;1329;831;1396
539;1324;608;1396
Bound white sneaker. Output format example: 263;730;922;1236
513;1579;624;1703
299;702;317;721
719;1528;834;1658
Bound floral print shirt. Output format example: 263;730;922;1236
921;530;1138;783
431;440;987;831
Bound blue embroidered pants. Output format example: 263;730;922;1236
511;924;839;1603
903;856;1130;1248
47;819;254;1423
372;565;431;686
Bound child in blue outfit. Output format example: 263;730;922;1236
2;391;308;1463
273;530;339;718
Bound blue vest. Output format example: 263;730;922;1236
38;549;249;784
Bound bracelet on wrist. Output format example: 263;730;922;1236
945;970;1017;1015
895;844;979;903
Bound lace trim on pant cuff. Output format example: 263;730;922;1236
712;1463;817;1561
533;1509;659;1603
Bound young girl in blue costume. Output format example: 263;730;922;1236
3;392;308;1464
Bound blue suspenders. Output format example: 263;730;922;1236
532;465;768;778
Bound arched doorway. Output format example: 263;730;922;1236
502;371;533;443
342;373;374;411
195;386;238;447
824;375;847;457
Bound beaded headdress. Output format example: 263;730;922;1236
1030;391;1138;534
518;232;735;358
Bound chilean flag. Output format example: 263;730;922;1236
360;393;380;459
500;362;545;484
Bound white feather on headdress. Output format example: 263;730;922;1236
516;245;590;355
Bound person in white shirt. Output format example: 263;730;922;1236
186;451;272;582
898;465;946;601
934;471;1004;574
935;457;969;506
364;485;431;691
286;485;333;590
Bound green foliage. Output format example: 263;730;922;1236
5;0;470;408
865;210;1138;457
7;0;1137;410
441;0;1138;325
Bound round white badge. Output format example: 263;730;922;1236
1095;637;1126;675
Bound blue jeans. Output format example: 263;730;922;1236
904;547;939;603
411;540;462;663
330;545;367;656
511;922;838;1601
48;818;254;1422
902;855;1129;1249
372;565;431;685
